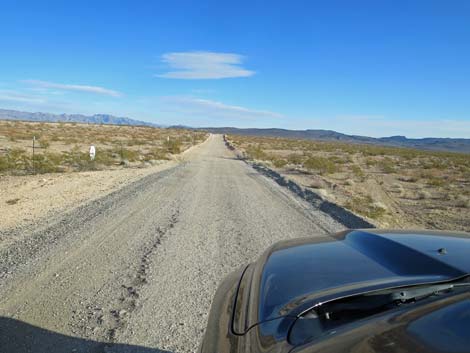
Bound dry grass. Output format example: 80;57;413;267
229;135;470;231
0;120;207;175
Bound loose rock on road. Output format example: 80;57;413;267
0;134;343;353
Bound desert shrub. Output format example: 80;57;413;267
417;191;431;200
351;165;365;180
94;150;117;166
286;153;303;165
400;150;419;160
427;158;450;170
164;139;182;154
45;152;64;166
426;177;445;187
362;146;386;156
0;155;9;172
272;158;288;168
245;145;268;160
62;145;95;170
97;137;109;144
6;198;20;205
454;196;470;208
8;148;31;171
121;148;140;162
145;148;169;161
63;138;79;145
303;156;338;175
127;139;148;146
377;158;396;173
388;183;403;194
458;165;470;173
33;154;60;173
50;134;61;142
39;138;50;149
345;196;386;219
330;155;351;164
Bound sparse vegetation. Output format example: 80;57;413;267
303;156;338;175
272;158;288;168
345;196;387;220
228;134;470;231
164;138;182;154
351;165;365;180
0;121;207;175
6;198;20;205
245;145;268;160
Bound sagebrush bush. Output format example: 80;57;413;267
164;139;182;154
144;148;169;161
351;165;365;180
345;196;386;219
39;139;50;149
33;154;60;173
245;145;268;160
303;156;338;175
426;177;445;187
377;158;396;174
0;156;9;172
286;153;303;165
272;158;287;168
8;148;31;172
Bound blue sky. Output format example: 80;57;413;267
1;0;469;137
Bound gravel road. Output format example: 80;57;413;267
0;134;343;353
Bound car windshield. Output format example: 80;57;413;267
289;277;470;345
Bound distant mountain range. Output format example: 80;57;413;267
0;108;161;127
1;109;468;153
195;127;470;154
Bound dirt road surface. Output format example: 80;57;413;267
0;134;343;353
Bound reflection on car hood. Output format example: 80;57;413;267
256;230;470;323
291;291;470;353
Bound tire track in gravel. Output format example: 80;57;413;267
81;209;181;347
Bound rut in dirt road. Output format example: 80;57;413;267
0;134;343;353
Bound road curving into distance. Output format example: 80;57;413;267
0;134;343;353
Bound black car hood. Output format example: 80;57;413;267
234;230;470;333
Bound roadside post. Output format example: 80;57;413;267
32;135;35;174
89;145;96;161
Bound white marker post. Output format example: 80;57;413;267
89;145;96;161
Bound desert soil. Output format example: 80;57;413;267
0;161;175;234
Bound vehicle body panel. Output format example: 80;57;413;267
259;230;469;324
200;229;470;353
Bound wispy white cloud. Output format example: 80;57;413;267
0;90;47;104
23;80;123;97
157;51;255;79
160;96;282;120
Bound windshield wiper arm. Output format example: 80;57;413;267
390;282;470;302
